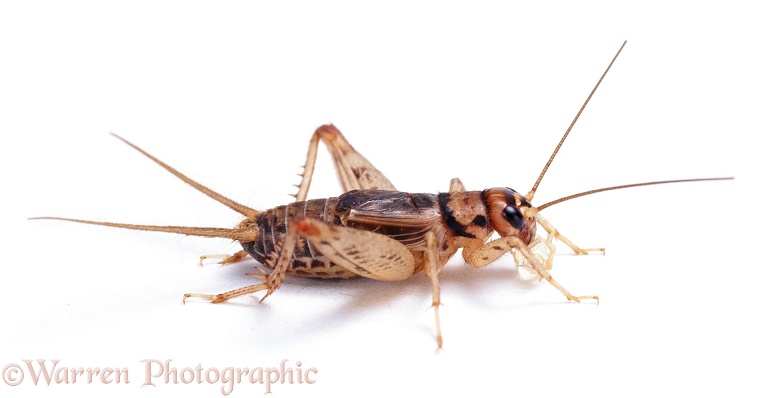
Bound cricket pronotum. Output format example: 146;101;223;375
31;41;732;348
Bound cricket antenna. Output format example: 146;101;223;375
110;133;260;219
536;177;733;211
526;41;627;202
28;217;258;241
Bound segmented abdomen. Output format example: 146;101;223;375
240;198;359;279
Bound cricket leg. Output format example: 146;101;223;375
198;250;250;266
512;235;557;272
449;177;465;193
536;214;605;256
183;228;302;303
295;218;445;346
424;231;443;348
294;217;415;281
294;124;397;202
463;236;598;303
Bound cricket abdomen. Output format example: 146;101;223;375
239;190;458;279
240;198;360;279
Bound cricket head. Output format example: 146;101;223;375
483;188;538;245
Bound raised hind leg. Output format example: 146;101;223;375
293;124;397;201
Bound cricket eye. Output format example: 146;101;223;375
502;205;525;229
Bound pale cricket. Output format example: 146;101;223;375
31;41;731;348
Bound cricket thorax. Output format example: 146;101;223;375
437;191;492;240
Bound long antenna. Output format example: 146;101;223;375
526;41;627;202
110;133;260;219
536;177;733;211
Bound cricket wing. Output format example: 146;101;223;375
336;190;442;228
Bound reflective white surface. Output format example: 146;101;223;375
1;2;764;397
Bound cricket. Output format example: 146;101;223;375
32;41;731;348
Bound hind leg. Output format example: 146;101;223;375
293;124;397;201
198;250;250;266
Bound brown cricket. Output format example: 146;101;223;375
32;41;731;348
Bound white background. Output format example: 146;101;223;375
1;1;766;397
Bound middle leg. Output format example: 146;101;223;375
424;231;443;348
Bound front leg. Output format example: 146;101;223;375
536;214;605;256
512;236;556;274
463;236;598;303
513;214;604;273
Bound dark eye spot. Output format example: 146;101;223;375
502;205;525;229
